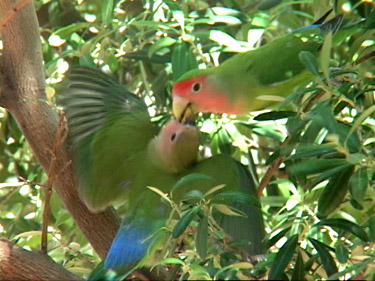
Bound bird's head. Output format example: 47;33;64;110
172;69;238;120
148;119;200;174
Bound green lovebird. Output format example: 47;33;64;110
61;67;265;280
172;12;343;119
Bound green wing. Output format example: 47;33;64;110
183;154;266;257
60;67;155;212
215;14;344;111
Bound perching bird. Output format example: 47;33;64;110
61;67;265;280
172;12;344;119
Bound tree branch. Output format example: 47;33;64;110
0;239;84;280
0;0;119;263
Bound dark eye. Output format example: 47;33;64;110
191;82;202;93
171;133;177;142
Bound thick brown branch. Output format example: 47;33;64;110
0;0;119;263
0;239;84;280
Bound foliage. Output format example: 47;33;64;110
1;0;375;279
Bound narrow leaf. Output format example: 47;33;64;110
317;166;354;217
203;184;226;197
369;216;375;242
349;167;368;203
335;243;349;264
316;218;368;242
148;37;176;58
291;250;305;281
320;32;332;82
182;190;204;201
195;216;208;260
266;227;291;248
268;234;299;280
309;238;338;277
289;159;347;176
212;191;261;208
299;51;319;76
171;41;198;81
152;258;185;267
254;111;296;121
171;173;213;194
172;206;201;238
214;204;244;217
102;0;114;26
147;186;172;205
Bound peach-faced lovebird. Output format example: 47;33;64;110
172;12;343;119
61;67;199;212
61;67;265;280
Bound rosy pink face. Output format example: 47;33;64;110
155;119;199;173
172;76;240;117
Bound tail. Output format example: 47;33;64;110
320;14;344;34
294;12;344;34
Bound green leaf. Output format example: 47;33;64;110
299;51;319;77
289;159;348;176
171;173;213;194
289;144;337;160
266;227;291;249
307;103;361;152
327;260;372;280
268;234;298;280
214;204;244;217
316;218;368;242
211;191;260;208
253;111;296;121
310;164;353;188
320;31;332;82
172;206;201;238
182;190;204;201
188;264;211;280
148;37;176;58
347;104;375;144
349;167;368;203
102;0;114;26
51;22;91;39
210;7;242;16
163;0;184;28
152;257;185;267
369;216;375;242
195;216;208;260
172;42;198;81
194;16;242;26
132;20;177;31
124;50;171;64
209;30;243;51
291;250;305;281
335;243;349;264
258;0;282;10
260;196;288;207
203;184;226;197
317;166;354;217
309;238;338;277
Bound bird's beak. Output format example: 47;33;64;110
172;95;195;122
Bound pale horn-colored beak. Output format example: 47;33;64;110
172;95;194;122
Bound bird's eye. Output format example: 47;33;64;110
191;82;202;94
171;133;177;142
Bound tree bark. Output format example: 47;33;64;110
0;0;119;269
0;239;84;280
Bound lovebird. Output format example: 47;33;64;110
61;67;265;280
61;67;200;212
172;12;344;119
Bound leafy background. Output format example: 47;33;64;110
1;0;375;279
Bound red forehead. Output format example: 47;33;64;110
172;76;206;97
172;75;246;114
